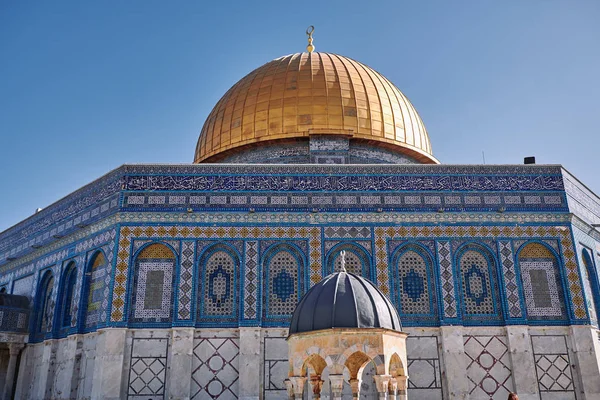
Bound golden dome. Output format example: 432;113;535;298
194;52;437;164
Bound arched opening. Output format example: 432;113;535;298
581;249;600;325
389;353;405;378
263;244;305;323
517;242;568;322
198;243;239;324
57;262;77;333
393;244;438;325
82;251;107;331
34;270;54;339
129;243;176;324
456;243;503;324
326;243;372;279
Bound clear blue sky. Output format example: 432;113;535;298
1;1;599;231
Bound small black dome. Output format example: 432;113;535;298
289;272;402;335
0;294;29;309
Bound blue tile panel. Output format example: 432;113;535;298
3;165;599;341
9;218;596;343
0;164;574;266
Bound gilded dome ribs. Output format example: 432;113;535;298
194;52;437;164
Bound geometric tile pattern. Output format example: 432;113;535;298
398;250;431;314
266;248;298;316
464;335;514;399
535;354;574;392
133;261;174;320
243;241;258;320
111;225;322;322
84;252;108;329
130;244;175;324
459;250;495;315
177;241;195;320
58;263;77;330
127;338;168;400
100;239;116;324
519;244;566;320
330;246;368;277
37;273;55;335
532;336;574;394
108;224;586;323
437;241;457;318
407;336;443;396
371;225;586;322
201;250;236;317
263;337;288;396
11;274;35;299
70;253;86;328
192;337;239;400
499;241;522;318
323;226;371;239
520;260;564;318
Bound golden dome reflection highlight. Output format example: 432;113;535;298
194;49;437;164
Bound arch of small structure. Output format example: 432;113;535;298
287;328;408;400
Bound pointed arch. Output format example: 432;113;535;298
517;241;568;322
325;242;371;279
129;242;177;325
581;248;600;325
33;269;55;339
391;243;438;325
198;243;240;324
57;261;78;334
262;243;306;323
455;242;503;324
81;250;108;331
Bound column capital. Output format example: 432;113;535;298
289;376;307;399
388;377;398;393
395;375;408;389
284;379;294;400
8;342;24;355
374;374;392;392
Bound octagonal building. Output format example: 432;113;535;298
1;39;600;400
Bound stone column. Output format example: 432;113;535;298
569;325;600;400
91;328;127;400
349;378;361;399
309;375;324;399
284;379;294;400
2;343;24;400
506;326;539;400
440;326;469;399
329;374;345;400
168;328;194;400
289;376;307;400
238;327;261;400
387;378;398;400
396;376;408;400
374;375;391;400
